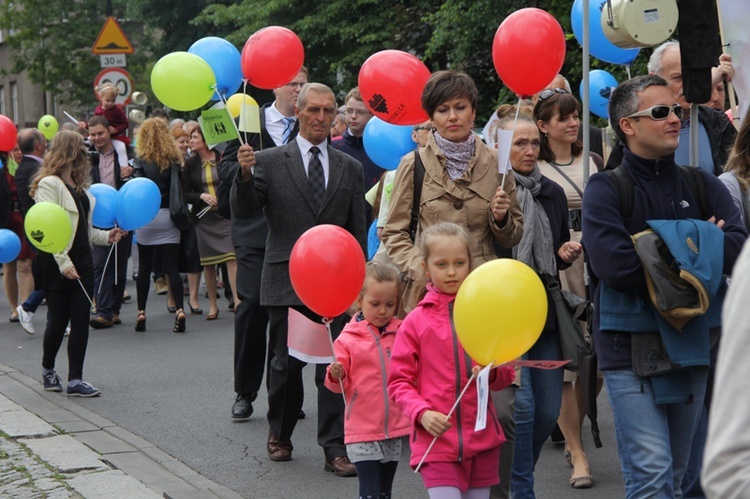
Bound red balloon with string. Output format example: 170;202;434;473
492;8;566;97
0;115;17;152
241;26;305;90
358;50;430;126
290;225;366;318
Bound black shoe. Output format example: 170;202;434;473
232;392;257;420
298;409;306;420
550;423;566;445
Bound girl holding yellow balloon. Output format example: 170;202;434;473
493;106;583;497
388;222;516;498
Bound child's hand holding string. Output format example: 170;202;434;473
329;362;344;380
421;410;451;438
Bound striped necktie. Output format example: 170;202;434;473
282;117;295;144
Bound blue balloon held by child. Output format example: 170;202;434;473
582;70;619;119
89;183;118;229
115;178;161;231
363;118;416;171
571;0;639;65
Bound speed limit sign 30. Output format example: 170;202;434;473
93;68;135;106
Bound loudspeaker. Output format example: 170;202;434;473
131;92;148;106
128;109;146;123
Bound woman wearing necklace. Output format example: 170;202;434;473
29;131;125;396
183;127;238;321
533;89;601;490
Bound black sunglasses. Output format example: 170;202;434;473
625;104;684;121
537;88;568;102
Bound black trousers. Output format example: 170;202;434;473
92;231;132;320
136;243;183;311
233;245;269;395
266;305;347;460
43;275;93;382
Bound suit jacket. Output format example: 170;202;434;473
218;102;300;248
14;156;42;216
230;140;367;306
88;143;132;190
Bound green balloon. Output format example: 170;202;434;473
37;114;59;140
151;52;217;111
24;201;73;254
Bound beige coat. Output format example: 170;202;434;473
33;175;111;274
383;132;523;284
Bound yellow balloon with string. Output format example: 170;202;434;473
226;94;259;119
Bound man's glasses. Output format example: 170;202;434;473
625;104;683;121
345;108;372;117
537;87;568;102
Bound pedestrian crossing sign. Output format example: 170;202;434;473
92;17;134;55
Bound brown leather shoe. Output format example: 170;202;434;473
266;430;293;462
324;456;357;477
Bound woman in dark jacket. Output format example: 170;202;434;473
495;106;583;498
132;118;186;333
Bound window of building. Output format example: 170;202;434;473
0;86;5;116
11;82;18;123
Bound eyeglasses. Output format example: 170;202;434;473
345;108;372;117
415;125;435;132
537;88;568;102
625;104;683;121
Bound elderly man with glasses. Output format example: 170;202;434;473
581;74;746;498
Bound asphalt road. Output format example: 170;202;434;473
0;268;625;498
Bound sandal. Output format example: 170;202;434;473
206;309;219;321
134;311;146;332
173;309;186;333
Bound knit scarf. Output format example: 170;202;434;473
433;131;475;181
512;165;557;275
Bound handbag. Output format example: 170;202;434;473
169;165;192;230
541;274;588;371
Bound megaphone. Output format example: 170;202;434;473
131;91;148;106
601;0;679;48
129;109;146;123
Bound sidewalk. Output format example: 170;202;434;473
0;363;243;499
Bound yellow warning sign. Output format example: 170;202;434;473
91;17;134;55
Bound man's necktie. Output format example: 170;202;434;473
282;117;295;144
308;146;325;210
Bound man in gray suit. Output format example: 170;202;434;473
231;83;366;476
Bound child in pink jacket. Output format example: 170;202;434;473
388;222;515;498
326;262;410;499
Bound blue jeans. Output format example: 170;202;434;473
22;289;45;313
605;368;708;499
510;330;563;499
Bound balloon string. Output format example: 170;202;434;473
499;97;521;188
77;279;96;311
625;64;632;80
214;86;246;147
97;241;116;296
324;319;347;408
415;371;477;473
242;78;250;147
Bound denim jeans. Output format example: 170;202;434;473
605;368;708;499
510;330;563;499
22;289;45;313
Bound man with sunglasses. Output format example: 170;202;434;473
581;75;746;499
648;41;736;176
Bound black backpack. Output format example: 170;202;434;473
605;164;710;227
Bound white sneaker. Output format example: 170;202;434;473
16;305;34;336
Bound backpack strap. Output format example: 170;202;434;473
604;165;634;227
678;166;709;220
409;150;425;242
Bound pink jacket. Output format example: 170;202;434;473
388;284;515;468
325;315;411;444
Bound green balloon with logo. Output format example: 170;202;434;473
37;115;59;140
24;202;72;253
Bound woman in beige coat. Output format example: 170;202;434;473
382;70;523;312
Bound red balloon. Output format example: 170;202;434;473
241;26;305;90
290;225;366;318
492;8;566;97
0;115;18;152
358;50;430;126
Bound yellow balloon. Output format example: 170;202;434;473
226;93;259;119
453;259;547;366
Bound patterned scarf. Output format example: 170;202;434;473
512;164;557;276
433;131;475;181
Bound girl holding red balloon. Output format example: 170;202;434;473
388;222;515;499
325;262;410;499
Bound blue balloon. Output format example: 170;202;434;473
89;183;118;229
571;0;640;65
0;228;21;263
582;70;619;119
188;37;243;101
363;117;416;171
115;178;161;231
